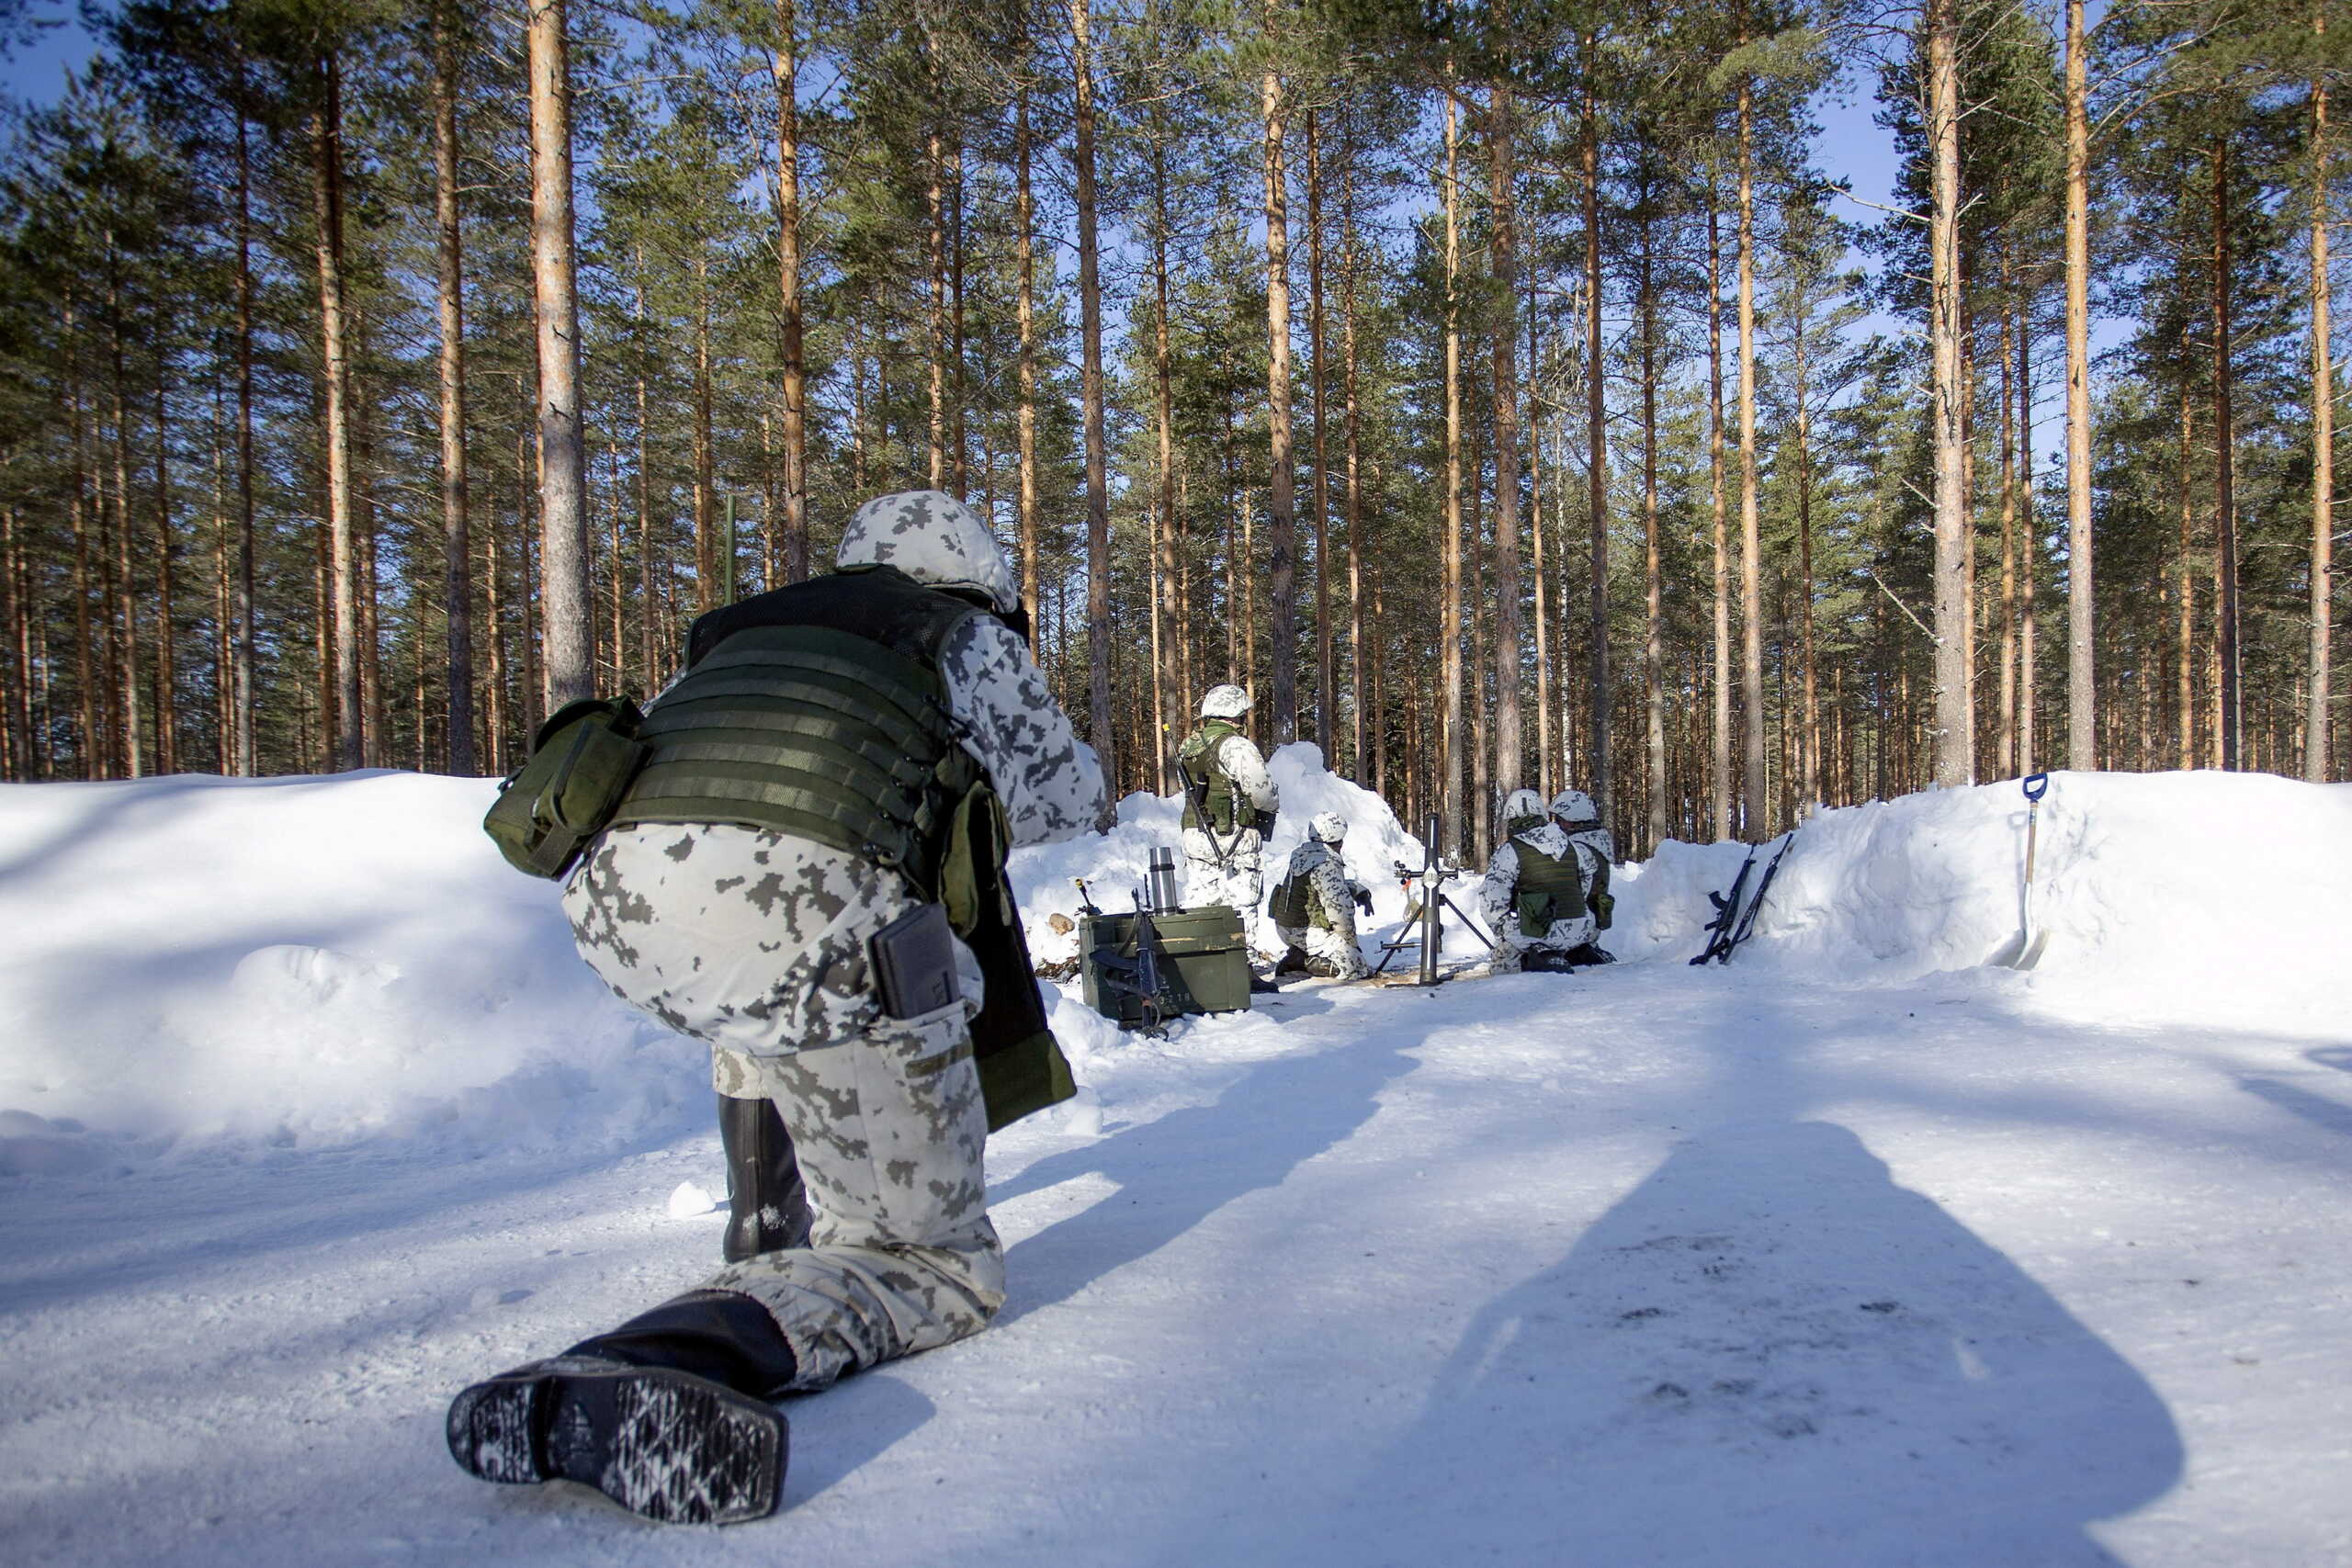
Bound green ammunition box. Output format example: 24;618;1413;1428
1078;905;1252;1026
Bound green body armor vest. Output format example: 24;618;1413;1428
608;565;1070;1132
1511;832;1589;937
1176;719;1242;834
1268;855;1324;931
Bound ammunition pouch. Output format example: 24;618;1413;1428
482;696;650;879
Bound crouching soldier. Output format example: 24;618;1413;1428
1175;683;1279;963
1270;811;1372;980
447;491;1104;1526
1480;787;1614;975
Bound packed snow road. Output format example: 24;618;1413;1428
6;954;2350;1566
5;762;2350;1564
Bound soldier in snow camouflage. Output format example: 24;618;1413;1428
1272;811;1372;980
447;491;1102;1526
1479;787;1613;975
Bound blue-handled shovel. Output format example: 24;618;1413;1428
1994;773;2051;970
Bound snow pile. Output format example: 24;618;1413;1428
1724;770;2352;1033
0;772;691;1175
0;743;1426;1173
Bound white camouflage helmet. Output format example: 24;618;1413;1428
1550;787;1598;825
1498;787;1547;829
1199;683;1252;719
836;490;1018;614
1307;810;1347;843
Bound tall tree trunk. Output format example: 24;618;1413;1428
1309;108;1334;761
433;0;475;773
2018;297;2037;775
1736;46;1770;826
1487;86;1525;806
1148;132;1174;791
354;335;383;766
1069;0;1115;818
1343;137;1368;780
2179;382;2198;770
1796;311;1819;808
1641;192;1668;851
65;297;96;774
528;0;592;710
151;370;177;775
1583;35;1610;826
1262;58;1298;744
1016;89;1040;623
1708;197;1731;835
951;141;968;499
775;0;808;581
231;54;256;775
634;265;656;690
1927;0;1973;788
1442;85;1465;855
2064;0;2096;768
1997;289;2018;778
2212;134;2242;769
925;40;947;494
1531;269;1554;799
310;55;358;772
693;255;716;609
2310;12;2335;783
1469;445;1489;857
105;233;141;778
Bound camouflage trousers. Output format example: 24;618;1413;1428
1273;920;1370;980
1183;827;1266;955
1486;914;1599;976
563;824;1002;1392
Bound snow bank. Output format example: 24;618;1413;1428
1713;771;2352;1034
0;744;1429;1172
11;757;2336;1175
0;772;693;1175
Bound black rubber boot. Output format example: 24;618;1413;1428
447;1290;799;1526
718;1093;812;1263
1273;945;1313;976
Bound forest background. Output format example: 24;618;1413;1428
0;0;2341;866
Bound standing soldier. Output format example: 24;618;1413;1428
1270;811;1373;980
1479;786;1614;973
447;491;1103;1526
1175;683;1279;960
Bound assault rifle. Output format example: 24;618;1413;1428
1084;849;1183;1032
1690;829;1797;964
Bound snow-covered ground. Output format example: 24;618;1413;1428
3;759;2348;1565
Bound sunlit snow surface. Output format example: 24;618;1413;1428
2;757;2349;1565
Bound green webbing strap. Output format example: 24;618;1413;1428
644;678;936;759
692;640;945;735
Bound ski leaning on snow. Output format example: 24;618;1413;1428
1690;829;1798;965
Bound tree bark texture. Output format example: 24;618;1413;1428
527;0;592;712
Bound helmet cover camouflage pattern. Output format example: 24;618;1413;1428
837;490;1018;614
1498;787;1547;829
1308;810;1347;843
1550;787;1598;825
1199;683;1252;719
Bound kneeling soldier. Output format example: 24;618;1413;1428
1480;787;1609;974
1270;811;1372;980
447;491;1103;1525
